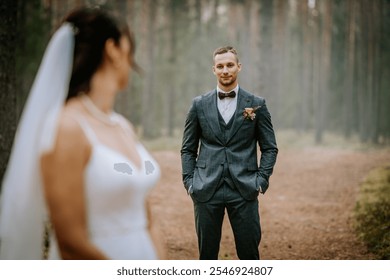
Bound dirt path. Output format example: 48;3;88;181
148;147;390;259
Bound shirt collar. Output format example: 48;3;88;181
217;84;239;95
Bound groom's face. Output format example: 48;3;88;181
213;52;241;89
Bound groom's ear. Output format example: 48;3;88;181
212;65;216;75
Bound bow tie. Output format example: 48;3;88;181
218;91;236;100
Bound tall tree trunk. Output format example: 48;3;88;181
357;0;369;142
343;0;356;139
0;0;17;187
113;0;129;118
17;0;51;117
297;0;310;133
141;0;157;138
167;0;179;137
192;0;203;95
370;0;381;143
365;0;375;143
315;0;332;144
309;2;321;142
257;0;273;100
272;0;287;127
240;0;254;89
379;0;390;143
126;0;143;128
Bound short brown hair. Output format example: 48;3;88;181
213;46;239;63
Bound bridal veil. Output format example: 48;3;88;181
0;23;74;259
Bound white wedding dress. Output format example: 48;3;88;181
0;24;161;260
47;115;160;259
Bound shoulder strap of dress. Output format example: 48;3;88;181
68;114;99;145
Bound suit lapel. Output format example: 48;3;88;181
226;88;253;144
201;90;224;144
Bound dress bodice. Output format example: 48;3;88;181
84;142;160;238
49;114;160;259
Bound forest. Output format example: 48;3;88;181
0;0;390;261
1;0;390;181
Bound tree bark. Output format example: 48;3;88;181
343;0;356;139
315;0;332;144
141;0;157;139
297;0;310;133
0;0;17;187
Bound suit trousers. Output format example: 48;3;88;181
193;182;261;260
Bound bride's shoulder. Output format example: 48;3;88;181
53;106;90;151
40;107;91;167
57;108;83;134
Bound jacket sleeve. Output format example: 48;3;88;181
180;98;201;191
255;99;278;193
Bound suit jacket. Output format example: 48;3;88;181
181;88;278;202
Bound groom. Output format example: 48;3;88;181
181;46;278;260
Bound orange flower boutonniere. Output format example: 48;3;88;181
243;106;261;120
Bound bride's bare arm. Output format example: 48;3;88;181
146;197;166;259
40;113;107;260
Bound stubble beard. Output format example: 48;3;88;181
219;75;236;87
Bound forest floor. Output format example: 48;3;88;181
148;146;390;260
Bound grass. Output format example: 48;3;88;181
354;166;390;259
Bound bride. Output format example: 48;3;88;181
0;7;163;259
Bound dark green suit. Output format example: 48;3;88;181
181;87;278;259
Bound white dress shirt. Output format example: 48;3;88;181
217;85;239;124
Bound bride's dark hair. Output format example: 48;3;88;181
63;7;139;100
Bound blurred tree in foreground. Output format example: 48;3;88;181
0;0;17;184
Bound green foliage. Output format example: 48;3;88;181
355;166;390;259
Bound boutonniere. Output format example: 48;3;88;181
243;106;261;120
